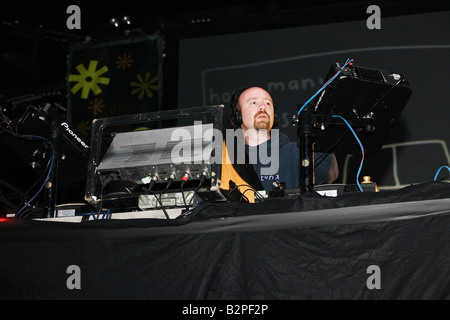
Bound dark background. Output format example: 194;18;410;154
1;1;449;213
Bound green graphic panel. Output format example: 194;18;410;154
67;36;163;137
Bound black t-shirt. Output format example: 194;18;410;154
245;133;336;190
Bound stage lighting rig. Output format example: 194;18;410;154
110;16;132;28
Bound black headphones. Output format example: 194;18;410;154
229;86;279;128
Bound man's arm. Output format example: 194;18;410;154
314;152;339;184
327;154;339;183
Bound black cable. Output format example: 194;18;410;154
143;178;169;218
180;173;189;211
158;176;174;219
20;207;45;219
363;75;405;118
96;175;115;220
16;136;54;217
0;111;15;136
178;174;209;219
4;134;54;216
0;107;58;217
187;173;207;208
227;184;248;201
176;201;216;221
250;187;265;202
13;105;37;135
239;189;252;203
226;183;265;202
0;123;13;136
18;154;52;212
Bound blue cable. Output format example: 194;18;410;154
101;208;112;219
17;136;55;216
296;58;365;190
331;115;365;192
297;58;354;116
106;208;114;219
433;165;450;181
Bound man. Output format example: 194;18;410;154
221;86;338;199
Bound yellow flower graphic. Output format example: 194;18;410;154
76;120;92;137
130;72;159;100
69;60;110;99
116;53;134;70
88;98;105;116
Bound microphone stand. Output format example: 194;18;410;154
292;107;374;194
296;104;315;194
44;126;62;218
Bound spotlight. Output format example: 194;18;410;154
110;17;119;28
190;16;212;24
122;16;131;25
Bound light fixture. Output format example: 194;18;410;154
122;16;131;25
110;18;119;28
